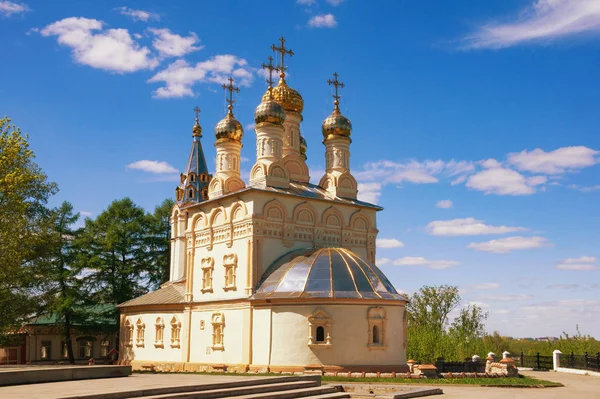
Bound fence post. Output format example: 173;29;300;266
597;352;600;372
520;352;524;368
536;352;541;370
553;350;562;371
571;352;575;369
585;352;588;370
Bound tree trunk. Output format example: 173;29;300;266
65;311;75;364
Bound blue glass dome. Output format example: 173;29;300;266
252;247;406;300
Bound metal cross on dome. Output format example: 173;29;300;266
222;77;240;114
327;72;345;103
262;56;279;88
271;36;293;78
193;105;201;121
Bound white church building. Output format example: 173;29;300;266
118;38;408;374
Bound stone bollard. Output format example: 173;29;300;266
472;355;481;363
88;358;95;366
487;352;496;360
502;351;510;359
407;359;418;373
553;350;562;371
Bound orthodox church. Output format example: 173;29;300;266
119;38;408;373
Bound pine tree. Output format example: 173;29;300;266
147;198;174;289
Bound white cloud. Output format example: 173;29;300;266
392;256;459;270
467;236;551;253
436;200;453;209
326;0;345;5
148;55;253;98
478;294;532;302
556;256;599;271
308;14;337;28
79;211;93;217
569;184;600;192
426;217;528;236
470;283;501;290
462;0;600;49
0;1;28;16
149;28;203;58
126;160;178;174
116;6;159;22
40;17;158;73
245;123;256;131
376;238;404;249
376;258;391;266
508;146;600;174
297;0;316;4
466;167;536;195
547;284;581;290
357;182;382;204
356;159;474;186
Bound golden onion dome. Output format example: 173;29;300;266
322;104;352;140
215;106;243;143
299;134;307;159
262;78;304;113
192;120;202;137
255;89;286;125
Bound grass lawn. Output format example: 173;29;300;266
322;375;563;387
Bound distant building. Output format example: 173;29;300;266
0;305;117;364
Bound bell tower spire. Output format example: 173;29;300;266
176;106;211;205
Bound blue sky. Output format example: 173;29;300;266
2;0;600;338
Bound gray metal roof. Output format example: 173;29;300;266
252;247;405;300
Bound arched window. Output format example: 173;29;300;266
155;317;165;348
367;307;386;349
316;326;325;343
135;318;145;347
190;174;195;182
170;316;181;348
372;325;380;344
188;189;194;198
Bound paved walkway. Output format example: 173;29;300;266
0;373;270;399
437;370;599;399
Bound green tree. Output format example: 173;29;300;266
406;285;488;362
0;117;57;339
146;198;174;288
35;202;86;363
78;198;153;326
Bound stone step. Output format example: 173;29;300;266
138;380;320;399
218;385;342;399
294;393;350;399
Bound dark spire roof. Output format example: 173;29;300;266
176;114;211;205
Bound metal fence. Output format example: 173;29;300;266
560;352;600;372
512;352;553;370
434;359;485;373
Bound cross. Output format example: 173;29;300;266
271;36;293;78
262;56;278;88
327;72;345;103
222;77;240;113
193;106;201;121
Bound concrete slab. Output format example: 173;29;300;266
0;365;131;386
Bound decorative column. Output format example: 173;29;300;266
319;72;358;199
208;77;246;199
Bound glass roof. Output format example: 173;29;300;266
252;247;406;300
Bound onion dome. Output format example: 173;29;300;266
322;104;352;140
252;247;406;300
192;119;202;137
215;106;243;143
262;78;304;113
255;88;286;125
299;134;307;159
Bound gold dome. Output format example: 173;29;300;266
255;90;286;125
299;134;307;159
322;106;352;140
192;120;202;137
262;78;304;113
215;108;243;143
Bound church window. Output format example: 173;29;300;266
100;340;109;357
367;307;386;350
155;317;165;347
78;340;93;358
188;189;194;198
41;340;51;360
201;257;214;293
124;319;133;347
61;341;68;358
308;309;332;348
136;318;145;347
190;173;195;182
211;312;225;351
222;254;237;291
170;316;181;348
316;326;325;343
